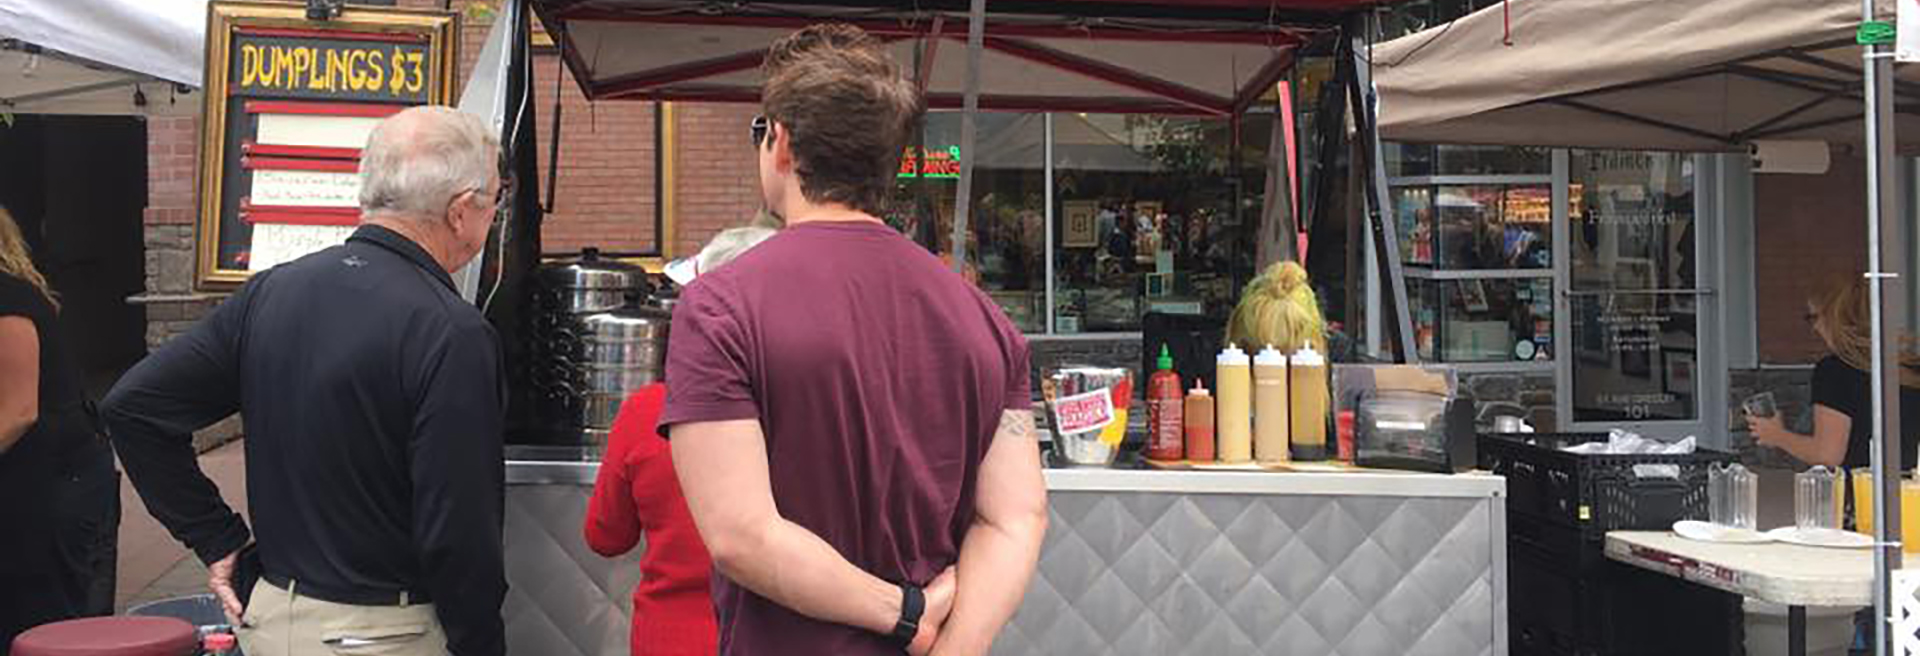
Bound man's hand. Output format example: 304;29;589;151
208;550;245;625
908;567;957;656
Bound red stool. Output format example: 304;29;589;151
11;616;198;656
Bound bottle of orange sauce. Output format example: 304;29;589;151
1183;381;1215;463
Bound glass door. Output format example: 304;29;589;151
1557;151;1724;441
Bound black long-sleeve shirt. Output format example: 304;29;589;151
102;225;506;656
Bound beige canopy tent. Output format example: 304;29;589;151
1372;0;1913;151
1374;1;1916;651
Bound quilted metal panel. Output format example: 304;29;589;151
996;491;1502;656
504;484;644;656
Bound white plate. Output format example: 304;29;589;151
1765;526;1875;549
1673;520;1773;544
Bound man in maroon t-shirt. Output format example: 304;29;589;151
659;23;1048;656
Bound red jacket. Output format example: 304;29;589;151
585;384;719;656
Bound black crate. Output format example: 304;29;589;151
1480;433;1735;537
1508;515;1745;656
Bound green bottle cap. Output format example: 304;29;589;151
1157;344;1174;370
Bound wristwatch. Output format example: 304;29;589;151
889;583;925;649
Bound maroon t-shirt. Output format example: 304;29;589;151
657;220;1032;655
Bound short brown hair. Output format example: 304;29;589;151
762;24;924;215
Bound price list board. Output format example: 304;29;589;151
196;2;457;289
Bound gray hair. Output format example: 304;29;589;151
358;106;500;218
696;226;778;274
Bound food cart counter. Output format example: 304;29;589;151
501;450;1507;656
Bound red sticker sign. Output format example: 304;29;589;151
1052;389;1116;435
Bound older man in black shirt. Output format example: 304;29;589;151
104;106;507;656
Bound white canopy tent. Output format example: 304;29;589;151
0;0;206;116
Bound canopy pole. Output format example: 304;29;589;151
950;0;986;275
1864;0;1905;652
1346;20;1417;362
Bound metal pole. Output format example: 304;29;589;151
950;0;985;275
1347;22;1418;362
1864;0;1905;653
1044;112;1056;334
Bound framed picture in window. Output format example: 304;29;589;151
1063;200;1099;248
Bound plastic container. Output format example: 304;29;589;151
1215;345;1252;463
1145;346;1185;461
1288;342;1329;461
1252;345;1289;464
1477;433;1735;536
1184;381;1215;462
1710;462;1758;531
1795;466;1838;531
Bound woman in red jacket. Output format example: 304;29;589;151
585;225;776;655
586;384;717;655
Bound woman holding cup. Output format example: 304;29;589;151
1746;276;1920;525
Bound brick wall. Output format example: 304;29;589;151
671;103;765;257
1754;154;1868;364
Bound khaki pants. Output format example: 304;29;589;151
239;579;448;656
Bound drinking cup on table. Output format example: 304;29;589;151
1853;469;1876;534
1742;392;1778;419
1795;466;1838;531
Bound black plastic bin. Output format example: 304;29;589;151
1479;432;1737;537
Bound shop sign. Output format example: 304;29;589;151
194;2;459;289
899;145;962;179
231;36;433;103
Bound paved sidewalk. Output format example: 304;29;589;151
116;439;248;611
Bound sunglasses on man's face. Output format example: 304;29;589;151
750;115;770;148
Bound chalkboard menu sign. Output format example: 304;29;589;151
196;2;457;289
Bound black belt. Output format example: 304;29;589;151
261;571;432;607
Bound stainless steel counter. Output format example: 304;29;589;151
502;454;1507;656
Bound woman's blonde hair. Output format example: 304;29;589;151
0;206;56;310
1813;276;1920;387
1227;260;1326;356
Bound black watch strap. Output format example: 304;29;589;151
889;583;925;649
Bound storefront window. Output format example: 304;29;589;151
1386;144;1551;178
1388;143;1553;364
881;113;1047;332
1051;113;1266;333
884;112;1268;334
1568;151;1700;422
1410;277;1554;362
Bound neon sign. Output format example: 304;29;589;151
899;146;962;179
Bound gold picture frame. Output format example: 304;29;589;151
1062;200;1099;248
195;1;459;290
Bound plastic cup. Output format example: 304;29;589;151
1742;392;1778;419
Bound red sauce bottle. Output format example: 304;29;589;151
1146;346;1184;461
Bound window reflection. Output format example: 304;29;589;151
885;111;1268;334
1568;150;1699;422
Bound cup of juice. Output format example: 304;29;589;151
1853;469;1875;535
1904;478;1920;554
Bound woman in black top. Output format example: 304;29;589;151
1747;277;1920;471
0;206;117;652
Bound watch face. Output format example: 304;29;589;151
1515;340;1537;360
